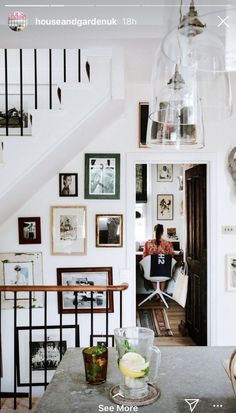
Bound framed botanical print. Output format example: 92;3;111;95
157;164;173;182
157;194;174;220
84;153;120;199
51;206;86;255
96;214;123;247
0;252;43;309
136;164;147;203
59;173;78;197
18;217;41;244
57;267;114;314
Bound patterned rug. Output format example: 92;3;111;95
137;308;174;337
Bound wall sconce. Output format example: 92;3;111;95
228;147;236;187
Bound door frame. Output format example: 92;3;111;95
125;151;218;346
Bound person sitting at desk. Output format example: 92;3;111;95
143;224;174;299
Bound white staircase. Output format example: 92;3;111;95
0;48;124;225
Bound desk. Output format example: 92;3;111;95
35;347;236;413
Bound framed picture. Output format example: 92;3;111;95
0;252;43;309
51;206;86;255
157;164;173;182
57;267;114;314
0;93;33;136
96;214;123;247
226;255;236;291
17;327;74;386
90;334;114;347
59;173;78;197
18;217;41;244
139;102;149;147
84;153;120;199
157;194;174;220
136;164;147;203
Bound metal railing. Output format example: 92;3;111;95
0;283;128;410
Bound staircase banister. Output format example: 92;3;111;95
0;283;129;293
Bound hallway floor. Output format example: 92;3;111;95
137;294;196;346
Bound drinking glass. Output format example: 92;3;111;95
83;345;108;385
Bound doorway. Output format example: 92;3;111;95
135;163;207;346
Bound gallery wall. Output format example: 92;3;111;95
0;74;236;366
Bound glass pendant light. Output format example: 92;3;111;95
147;51;204;148
161;0;232;119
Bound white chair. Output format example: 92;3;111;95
138;254;174;309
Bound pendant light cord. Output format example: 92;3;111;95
179;0;183;25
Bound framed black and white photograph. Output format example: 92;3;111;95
17;327;73;386
96;214;123;247
226;255;236;291
84;153;120;199
157;194;174;220
57;267;114;314
157;164;173;182
51;206;86;255
136;164;147;203
0;93;33;136
18;217;41;244
0;252;43;309
59;173;78;197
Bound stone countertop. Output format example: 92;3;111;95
35;347;236;413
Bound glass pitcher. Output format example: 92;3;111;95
114;327;161;399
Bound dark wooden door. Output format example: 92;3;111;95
185;164;207;345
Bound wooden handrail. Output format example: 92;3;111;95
0;283;129;293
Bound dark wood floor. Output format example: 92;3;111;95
137;294;196;346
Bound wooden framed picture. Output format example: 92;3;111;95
16;327;74;386
96;214;123;247
51;206;86;255
226;255;236;291
136;164;147;203
84;153;120;199
57;267;114;314
157;194;174;220
18;217;41;244
0;252;43;309
59;173;78;197
157;164;173;182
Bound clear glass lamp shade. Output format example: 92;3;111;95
161;29;233;119
147;52;204;148
162;25;227;73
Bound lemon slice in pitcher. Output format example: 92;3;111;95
119;352;149;378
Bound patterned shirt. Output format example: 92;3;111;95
143;238;174;258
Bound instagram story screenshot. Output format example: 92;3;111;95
0;0;236;412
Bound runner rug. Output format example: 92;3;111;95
137;308;173;337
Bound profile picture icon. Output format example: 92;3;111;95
8;11;28;32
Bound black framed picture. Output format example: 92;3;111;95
84;153;120;199
59;173;78;197
136;164;147;203
16;327;74;386
139;102;149;147
18;217;41;244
